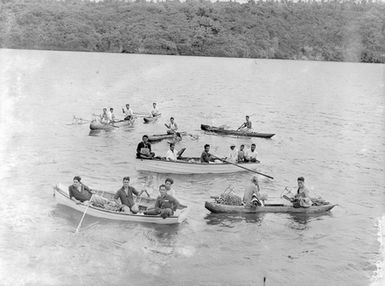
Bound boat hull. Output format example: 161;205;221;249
54;184;188;224
201;124;275;138
205;201;335;214
143;114;161;123
89;119;134;130
148;132;186;143
136;158;260;174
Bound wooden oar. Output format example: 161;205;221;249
75;195;94;233
211;154;274;179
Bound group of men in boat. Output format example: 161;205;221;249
97;102;160;125
69;176;186;218
225;143;258;163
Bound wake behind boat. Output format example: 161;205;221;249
135;157;260;174
201;124;275;138
54;184;188;224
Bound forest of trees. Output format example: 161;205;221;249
0;0;384;63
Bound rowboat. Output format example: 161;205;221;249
143;113;161;123
201;124;275;138
148;132;186;143
136;157;260;174
53;184;189;224
205;201;335;214
89;119;134;131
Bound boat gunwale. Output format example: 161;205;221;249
136;157;260;167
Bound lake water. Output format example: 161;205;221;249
0;49;384;286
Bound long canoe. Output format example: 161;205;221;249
136;157;260;174
201;124;275;138
143;113;161;123
89;119;134;131
148;132;187;143
205;201;335;214
53;184;188;224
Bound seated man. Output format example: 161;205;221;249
165;143;186;161
200;144;215;163
237;115;252;131
136;135;155;159
226;144;238;163
151;102;160;117
68;176;111;206
238;144;246;162
144;184;186;218
114;176;145;214
243;176;267;207
293;177;312;208
165;117;178;134
245;143;259;162
122;103;134;120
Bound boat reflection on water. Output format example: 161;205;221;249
285;212;334;231
204;213;264;226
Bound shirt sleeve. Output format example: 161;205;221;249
136;142;142;154
114;190;121;200
68;186;73;199
155;197;161;209
131;187;139;196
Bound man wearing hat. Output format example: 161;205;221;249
226;144;238;163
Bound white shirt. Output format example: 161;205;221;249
245;149;258;160
106;110;112;121
151;108;159;116
168;122;178;131
227;148;238;163
166;149;178;161
125;107;133;116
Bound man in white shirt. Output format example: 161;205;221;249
165;117;178;134
165;143;186;161
151;102;160;117
106;108;113;122
245;143;259;163
122;104;134;120
226;144;238;163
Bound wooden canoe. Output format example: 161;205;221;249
201;124;275;138
136;157;260;174
89;119;134;131
143;113;161;123
205;201;335;214
53;184;189;224
148;132;186;143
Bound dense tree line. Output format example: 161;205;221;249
0;0;384;63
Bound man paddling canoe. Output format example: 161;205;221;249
165;117;178;134
151;102;160;117
122;103;134;120
243;176;267;207
283;177;313;208
237;115;252;131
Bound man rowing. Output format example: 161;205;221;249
151;102;160;117
237;115;252;131
284;177;313;208
165;142;186;161
69;176;111;206
122;104;134;120
136;135;155;159
165;117;178;134
200;144;216;163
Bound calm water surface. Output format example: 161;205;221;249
0;49;384;286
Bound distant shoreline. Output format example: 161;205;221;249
1;0;384;64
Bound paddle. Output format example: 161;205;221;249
75;194;94;233
210;154;274;179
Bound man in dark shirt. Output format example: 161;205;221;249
136;135;155;158
114;176;145;214
200;144;215;163
144;184;186;218
68;176;109;205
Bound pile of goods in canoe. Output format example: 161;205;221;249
213;186;243;206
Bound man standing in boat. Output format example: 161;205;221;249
151;102;160;117
114;177;144;214
237;115;252;131
136;135;155;159
165;117;178;134
243;176;267;207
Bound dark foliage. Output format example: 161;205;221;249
1;0;384;63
